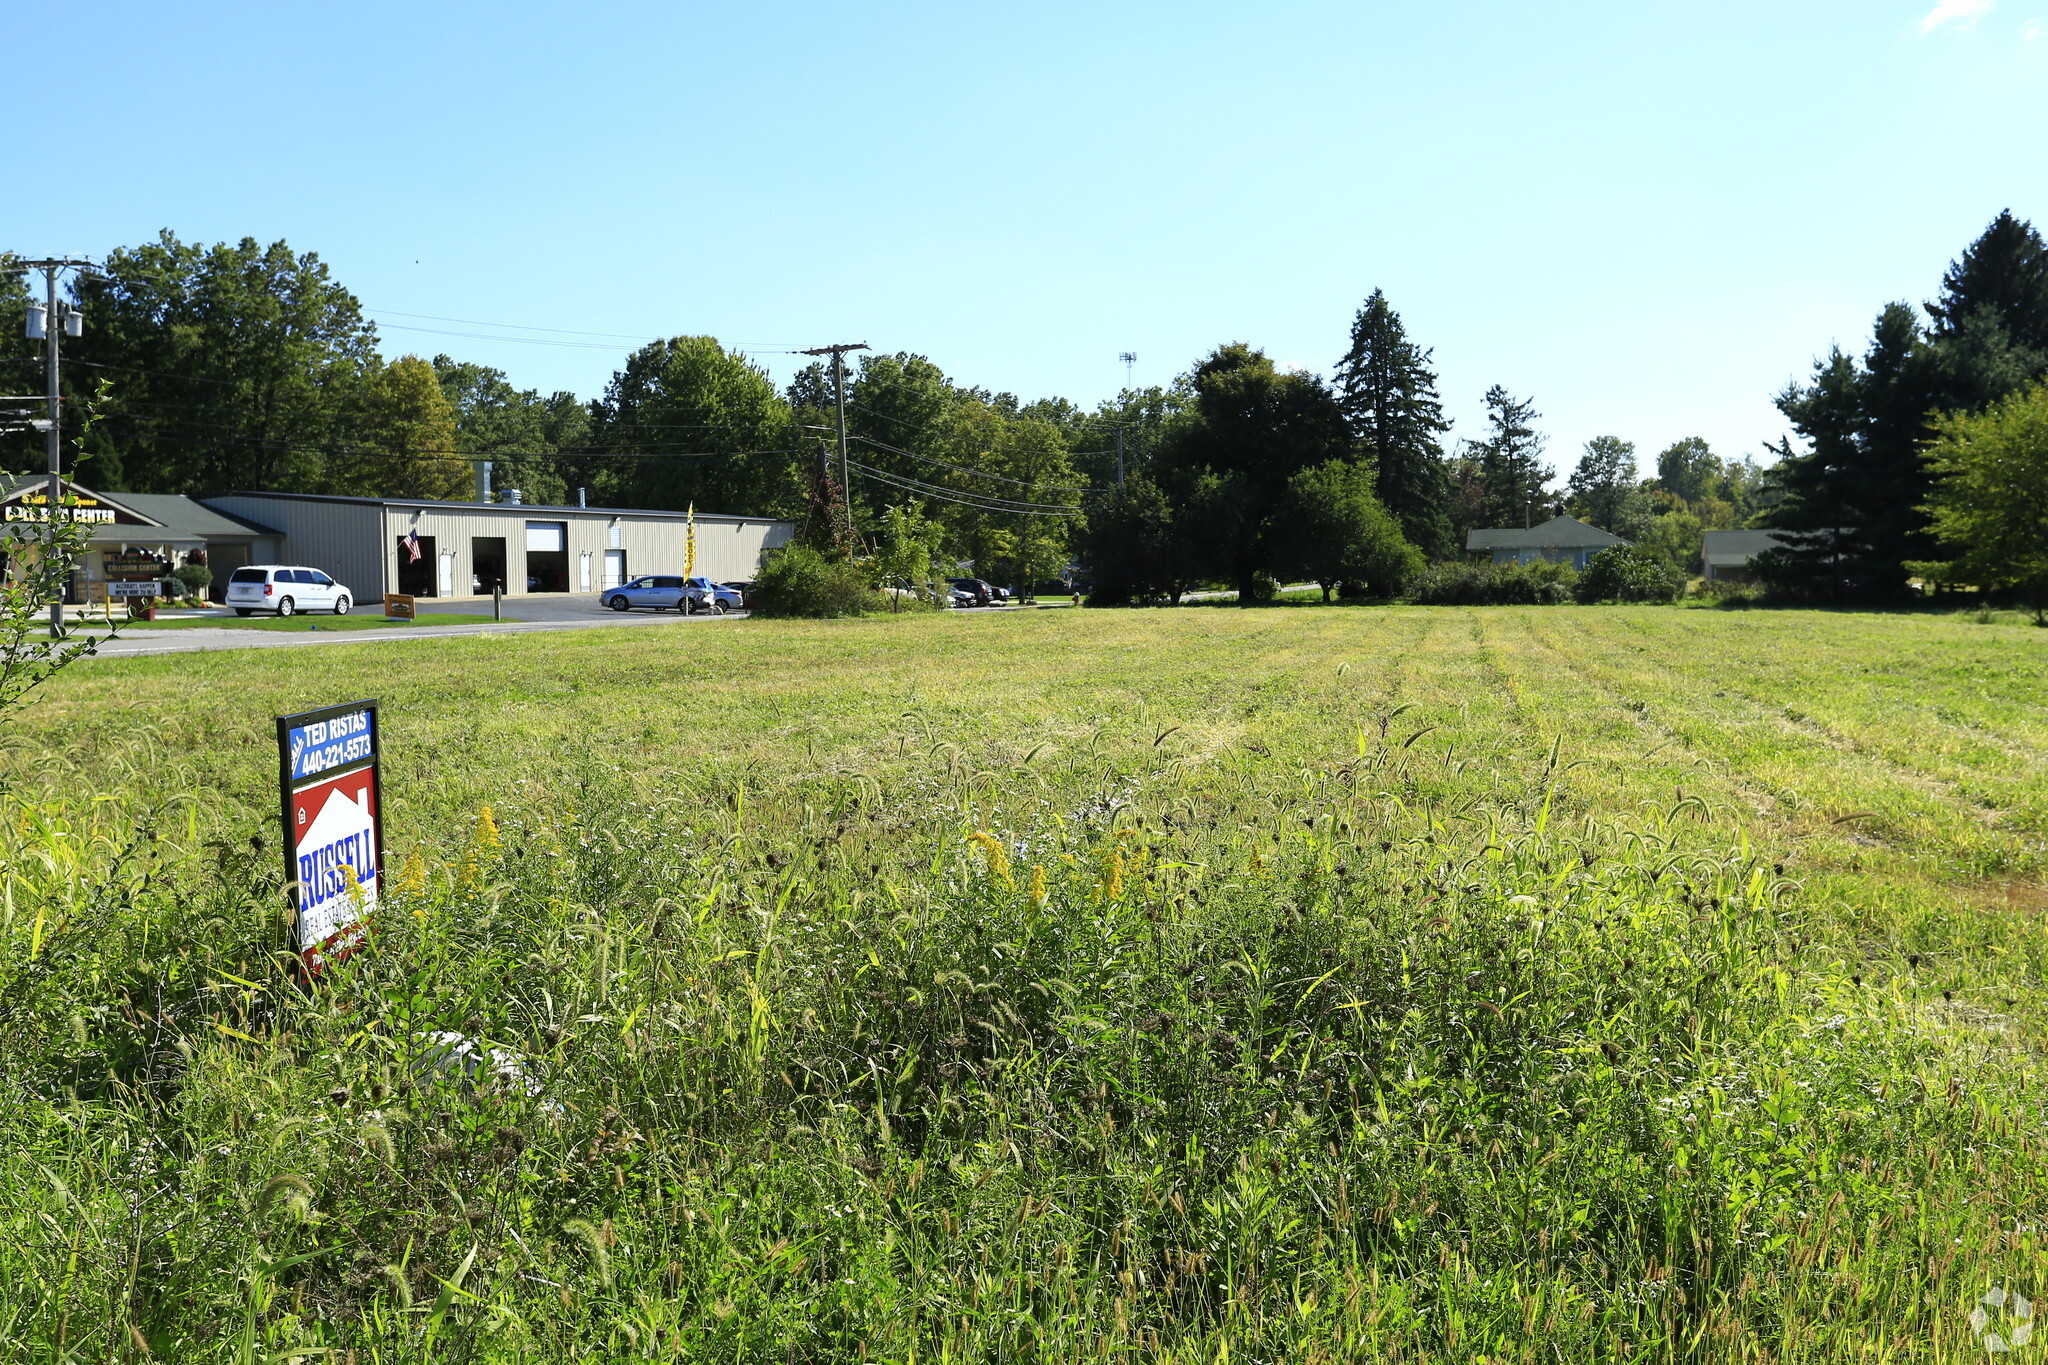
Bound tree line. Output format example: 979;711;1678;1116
7;214;2044;602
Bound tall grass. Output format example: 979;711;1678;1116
2;606;2045;1361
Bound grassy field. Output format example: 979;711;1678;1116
1;605;2045;1362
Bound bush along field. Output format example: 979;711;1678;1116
2;605;2046;1362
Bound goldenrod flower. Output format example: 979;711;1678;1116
967;830;1014;891
459;805;502;889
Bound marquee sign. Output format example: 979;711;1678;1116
2;498;117;524
276;700;384;971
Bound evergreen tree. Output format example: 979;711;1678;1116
1565;436;1637;530
1332;290;1453;557
1927;209;2048;356
1461;386;1551;530
1759;347;1872;595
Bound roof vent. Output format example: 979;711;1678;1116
497;488;523;505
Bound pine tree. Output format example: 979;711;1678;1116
1462;386;1551;531
1759;347;1872;596
1333;290;1453;557
1927;209;2048;355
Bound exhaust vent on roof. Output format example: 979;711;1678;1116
497;488;523;505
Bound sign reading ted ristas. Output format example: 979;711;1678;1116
276;700;384;970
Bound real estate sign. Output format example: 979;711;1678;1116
276;700;384;970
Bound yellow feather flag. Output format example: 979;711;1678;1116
684;503;696;579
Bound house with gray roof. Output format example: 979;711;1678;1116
1466;514;1627;570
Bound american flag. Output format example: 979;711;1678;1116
403;530;421;563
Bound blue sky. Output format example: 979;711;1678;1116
14;0;2045;480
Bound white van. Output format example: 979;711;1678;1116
223;565;354;617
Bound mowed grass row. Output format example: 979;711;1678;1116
1;606;2045;1362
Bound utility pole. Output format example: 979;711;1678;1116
800;341;869;532
19;257;94;638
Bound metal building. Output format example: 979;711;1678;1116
197;492;793;602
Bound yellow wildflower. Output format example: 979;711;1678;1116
459;805;502;890
966;831;1014;891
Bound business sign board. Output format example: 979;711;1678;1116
107;580;161;599
383;593;415;621
276;700;384;971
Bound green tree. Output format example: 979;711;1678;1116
350;356;466;500
1926;208;2048;358
1461;386;1551;532
1077;470;1219;606
844;353;958;527
1154;344;1353;600
434;356;586;505
1653;436;1720;503
1565;436;1637;531
592;337;798;517
874;502;949;609
68;232;380;493
1273;460;1423;600
1912;381;2048;622
1762;305;1936;597
1333;290;1454;557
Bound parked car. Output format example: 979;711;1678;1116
600;575;741;613
947;578;995;607
683;577;744;612
722;580;754;609
224;565;354;617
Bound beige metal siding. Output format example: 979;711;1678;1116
386;505;794;599
198;497;793;602
200;498;386;597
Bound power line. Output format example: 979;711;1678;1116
849;432;1101;494
846;463;1081;517
845;458;1082;513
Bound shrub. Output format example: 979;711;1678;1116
748;546;872;619
1407;559;1578;605
1575;546;1682;604
171;563;213;597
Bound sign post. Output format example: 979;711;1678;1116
276;700;384;972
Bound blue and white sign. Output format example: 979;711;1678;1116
277;700;384;971
284;706;377;785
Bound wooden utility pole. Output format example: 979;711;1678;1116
800;341;869;530
18;257;94;637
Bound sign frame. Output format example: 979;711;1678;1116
276;699;385;972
